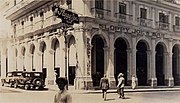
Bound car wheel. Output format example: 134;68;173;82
33;78;43;88
24;84;29;90
10;82;13;87
14;82;18;88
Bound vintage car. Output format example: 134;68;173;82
1;71;24;87
1;71;45;90
21;71;45;90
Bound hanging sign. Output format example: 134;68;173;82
52;6;79;25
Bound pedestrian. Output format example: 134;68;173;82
131;74;137;90
100;74;109;101
117;73;125;99
54;77;72;103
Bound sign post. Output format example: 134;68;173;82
52;5;79;90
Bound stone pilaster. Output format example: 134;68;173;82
107;34;116;88
127;48;132;85
149;37;157;87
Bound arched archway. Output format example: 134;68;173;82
68;36;76;85
155;43;166;86
136;40;148;86
172;44;180;85
15;48;18;70
114;38;127;85
30;44;35;71
52;38;60;79
21;46;26;71
91;35;105;86
40;41;47;81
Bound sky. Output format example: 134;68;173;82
0;0;180;38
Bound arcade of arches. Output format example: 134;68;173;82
90;34;180;87
3;33;180;89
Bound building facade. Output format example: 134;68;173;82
1;0;180;89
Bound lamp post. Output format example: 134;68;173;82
62;25;68;90
52;4;79;90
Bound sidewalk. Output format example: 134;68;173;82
47;85;180;94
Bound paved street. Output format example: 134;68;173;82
1;86;180;103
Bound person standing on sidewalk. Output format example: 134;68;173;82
117;73;125;99
100;74;109;101
54;77;72;103
131;74;137;90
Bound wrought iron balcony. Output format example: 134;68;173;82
91;8;111;19
115;13;133;24
137;17;152;28
156;21;169;30
173;25;180;32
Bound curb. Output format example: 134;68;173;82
48;87;180;94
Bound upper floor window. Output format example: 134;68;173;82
40;12;44;17
13;24;16;34
30;17;33;22
119;3;126;14
175;16;180;26
140;8;147;19
159;13;169;23
14;0;16;6
95;0;104;9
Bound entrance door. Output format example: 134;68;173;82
68;66;76;85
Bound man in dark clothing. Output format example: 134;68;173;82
100;74;109;101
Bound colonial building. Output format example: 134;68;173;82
1;0;180;89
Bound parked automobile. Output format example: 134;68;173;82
1;71;45;90
22;71;45;90
1;71;24;87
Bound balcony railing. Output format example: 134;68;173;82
137;17;152;28
115;13;133;24
156;21;169;30
173;25;180;32
91;8;111;19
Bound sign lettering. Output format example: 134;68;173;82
53;6;79;25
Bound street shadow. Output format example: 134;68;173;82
105;98;116;101
121;97;131;99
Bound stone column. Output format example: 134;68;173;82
1;48;7;78
150;37;157;87
74;29;92;90
107;34;116;88
127;48;132;85
146;50;151;85
131;37;137;77
24;42;31;71
17;47;23;71
45;36;56;86
165;39;174;87
164;52;168;85
103;47;108;74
